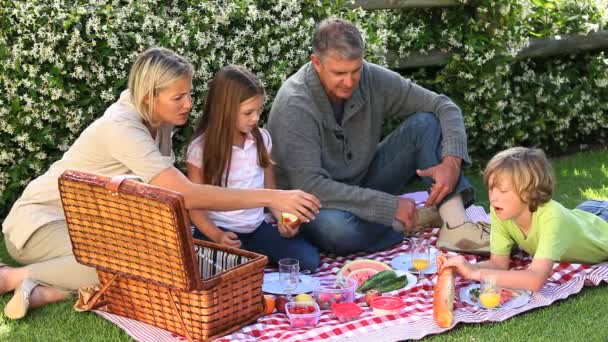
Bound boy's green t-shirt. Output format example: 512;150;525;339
490;200;608;263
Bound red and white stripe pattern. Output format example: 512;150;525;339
95;205;608;342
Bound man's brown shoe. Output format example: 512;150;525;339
436;221;491;256
415;207;443;230
392;206;444;235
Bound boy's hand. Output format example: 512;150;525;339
216;231;241;248
444;255;477;280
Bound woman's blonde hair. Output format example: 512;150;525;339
483;147;554;212
192;65;272;187
128;47;193;126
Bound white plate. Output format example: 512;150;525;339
390;253;438;275
355;270;417;296
459;284;531;310
262;273;317;295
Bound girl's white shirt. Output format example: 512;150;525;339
187;129;272;233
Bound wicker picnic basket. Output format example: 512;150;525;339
58;169;268;341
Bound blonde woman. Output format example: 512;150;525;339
1;47;320;319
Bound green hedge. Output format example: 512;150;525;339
1;0;606;218
378;0;608;158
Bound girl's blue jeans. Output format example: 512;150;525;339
193;220;320;272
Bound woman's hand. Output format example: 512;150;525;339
270;190;320;223
443;255;479;280
215;231;241;249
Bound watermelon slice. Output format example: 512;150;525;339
346;268;379;288
338;259;392;287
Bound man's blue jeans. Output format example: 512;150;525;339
193;221;320;272
302;112;475;256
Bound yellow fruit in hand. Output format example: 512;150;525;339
294;293;313;302
281;212;301;229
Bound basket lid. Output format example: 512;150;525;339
59;169;200;291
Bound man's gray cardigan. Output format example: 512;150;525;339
267;61;470;226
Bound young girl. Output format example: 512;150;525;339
1;49;319;320
444;147;608;291
186;65;320;271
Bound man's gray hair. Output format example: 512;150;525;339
312;18;364;60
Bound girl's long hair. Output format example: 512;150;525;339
192;65;273;187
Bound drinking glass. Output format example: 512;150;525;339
411;239;430;281
279;258;299;300
479;275;501;309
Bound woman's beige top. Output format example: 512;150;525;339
2;90;175;250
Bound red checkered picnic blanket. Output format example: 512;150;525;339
95;205;608;341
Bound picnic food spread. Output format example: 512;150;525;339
364;289;381;306
461;285;530;309
433;254;455;328
281;212;301;229
313;276;357;310
357;270;408;293
370;296;405;315
331;302;363;322
260;248;530;331
338;259;392;287
286;301;321;328
263;295;276;315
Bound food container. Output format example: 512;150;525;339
331;302;363;323
370;296;405;315
285;301;321;328
313;276;357;310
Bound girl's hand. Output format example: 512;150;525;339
277;221;299;239
270;190;320;223
444;255;477;280
216;231;241;248
270;209;300;239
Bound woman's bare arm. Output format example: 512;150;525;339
150;166;320;223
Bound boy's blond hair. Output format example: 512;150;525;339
483;147;554;212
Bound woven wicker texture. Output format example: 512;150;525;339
58;169;268;341
59;169;199;291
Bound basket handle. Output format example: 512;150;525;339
74;274;118;312
105;175;142;194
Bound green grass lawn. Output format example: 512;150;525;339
0;148;607;341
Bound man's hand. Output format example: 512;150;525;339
416;156;462;207
395;197;417;231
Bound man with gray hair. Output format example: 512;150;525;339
267;18;489;256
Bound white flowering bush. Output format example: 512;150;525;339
0;0;606;217
0;0;373;217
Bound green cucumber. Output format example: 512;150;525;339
357;270;396;293
375;275;408;293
